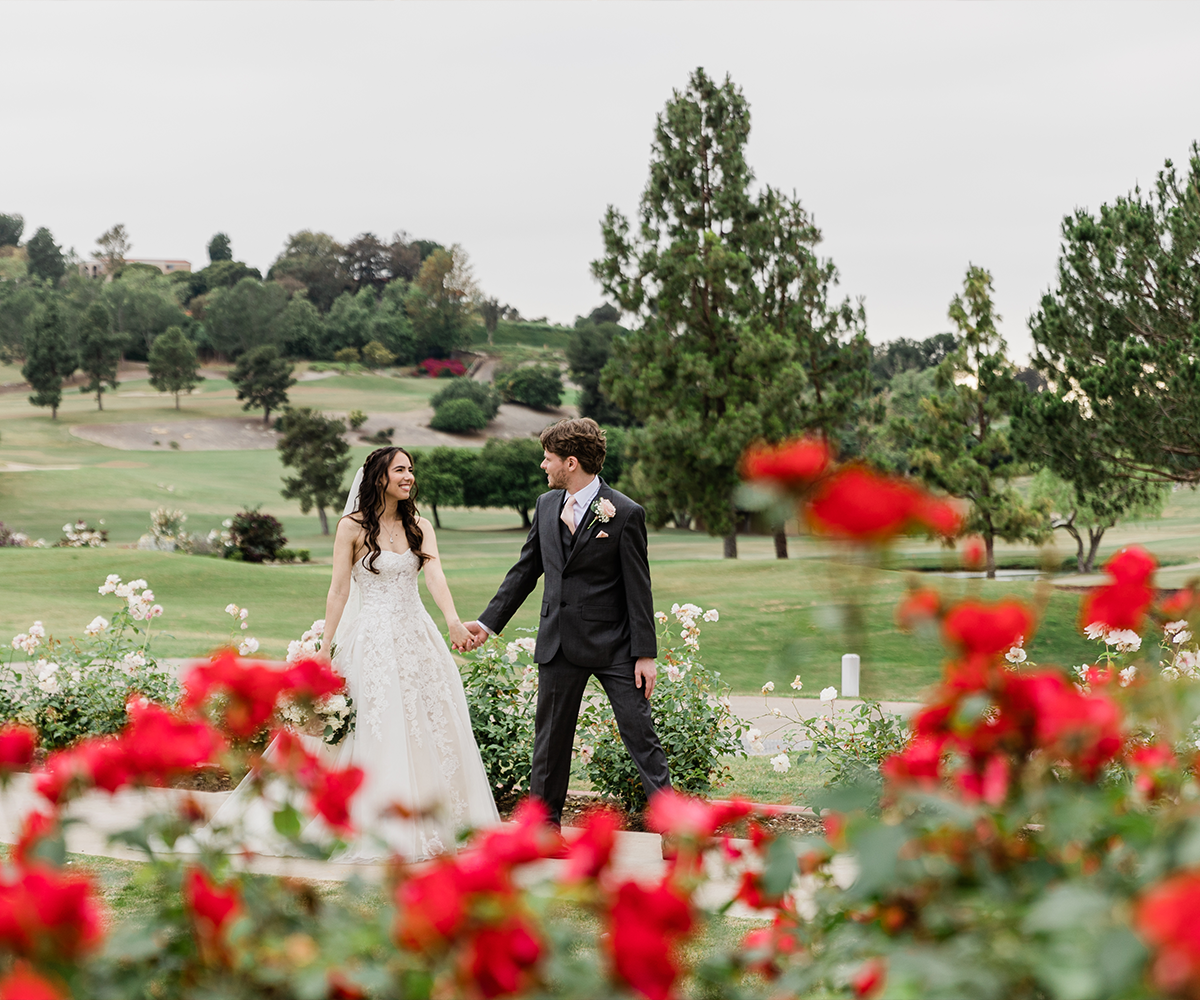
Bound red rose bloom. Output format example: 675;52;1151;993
1081;546;1157;632
942;599;1034;656
852;958;887;998
0;725;36;776
463;916;543;998
0;964;65;1000
563;807;621;882
284;657;345;700
1137;870;1200;995
309;765;365;833
741;437;831;489
607;879;694;1000
183;651;293;738
0;865;104;961
184;868;241;939
806;466;960;542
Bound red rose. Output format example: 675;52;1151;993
1137;870;1200;995
607;879;694;1000
183;651;293;738
470;799;558;867
184;868;241;939
645;789;752;841
0;865;104;961
283;657;345;701
563;806;621;882
895;588;941;631
309;765;365;833
122;701;225;782
881;735;945;785
942;599;1034;656
394;861;471;950
1162;586;1198;618
1130;742;1177;799
13;812;58;868
463;916;543;998
1081;547;1157;632
852;957;886;998
0;725;36;776
741;437;831;489
961;536;986;571
0;963;65;1000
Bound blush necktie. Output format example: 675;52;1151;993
560;496;576;535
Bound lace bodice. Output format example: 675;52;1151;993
352;548;421;614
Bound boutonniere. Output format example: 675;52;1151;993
587;497;617;529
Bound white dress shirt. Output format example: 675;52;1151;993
562;475;601;531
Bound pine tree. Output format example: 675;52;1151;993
21;301;75;419
275;407;351;535
230;344;295;422
25;227;65;284
901;266;1050;578
148;326;203;409
594;68;869;558
77;303;122;410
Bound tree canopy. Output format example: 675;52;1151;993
1020;143;1200;488
148;326;203;409
275;407;351;535
594;67;869;555
22;300;74;419
207;233;233;263
25;228;65;285
76;302;122;410
230;344;295;422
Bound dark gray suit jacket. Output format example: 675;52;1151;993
478;480;657;667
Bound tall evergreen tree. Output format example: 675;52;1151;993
22;301;74;419
207;232;233;263
148;326;203;409
275;407;351;535
0;214;23;248
901;266;1049;578
25;227;65;284
230;344;295;422
594;68;868;557
77;303;122;410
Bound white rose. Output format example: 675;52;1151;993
286;640;303;663
761;681;775;694
122;651;147;669
1119;665;1138;687
1165;620;1189;635
85;616;109;636
578;744;595;765
1175;631;1193;645
239;637;260;656
771;753;791;773
1084;623;1108;642
820;686;838;702
28;623;46;639
225;604;239;616
1005;646;1027;664
790;675;803;691
665;664;683;682
655;612;668;624
239;608;249;620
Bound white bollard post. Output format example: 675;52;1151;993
841;653;861;699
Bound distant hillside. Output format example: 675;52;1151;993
470;320;574;351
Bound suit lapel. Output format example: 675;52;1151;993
562;481;608;574
543;489;567;572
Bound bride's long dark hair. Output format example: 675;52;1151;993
352;446;430;573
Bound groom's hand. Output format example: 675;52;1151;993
461;621;488;651
634;658;657;699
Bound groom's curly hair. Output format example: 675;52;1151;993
540;418;607;475
352;447;431;574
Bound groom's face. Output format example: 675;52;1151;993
541;450;573;490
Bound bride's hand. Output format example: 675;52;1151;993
448;622;473;651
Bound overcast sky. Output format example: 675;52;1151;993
6;1;1200;359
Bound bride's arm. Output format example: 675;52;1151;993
418;518;471;649
323;516;360;648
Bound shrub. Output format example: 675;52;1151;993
141;506;193;553
228;507;286;563
297;548;311;562
0;522;24;547
460;633;537;808
347;408;367;430
333;346;360;369
2;574;178;748
578;602;744;812
361;340;396;369
359;426;395;445
429;397;487;433
496;364;564;410
56;519;107;548
275;548;297;563
430;377;501;421
421;357;466;377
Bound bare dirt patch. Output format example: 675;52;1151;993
352;403;579;449
71;417;280;451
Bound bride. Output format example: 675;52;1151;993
208;446;500;861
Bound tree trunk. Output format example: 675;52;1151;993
1084;527;1105;573
431;503;442;529
985;532;996;579
175;392;181;410
519;506;531;529
97;388;103;411
263;407;271;423
723;531;738;559
674;512;692;530
318;507;330;536
773;529;788;559
51;405;57;420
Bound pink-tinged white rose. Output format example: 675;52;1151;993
665;664;683;682
1119;665;1138;687
98;574;122;595
225;604;239;616
85;616;109;636
592;498;616;523
703;609;719;622
655;611;668;624
239;637;260;656
790;674;803;691
1165;620;1189;635
771;753;791;773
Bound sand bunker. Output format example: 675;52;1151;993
69;403;578;452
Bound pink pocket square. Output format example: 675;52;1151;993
597;530;609;538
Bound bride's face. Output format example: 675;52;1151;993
380;454;415;508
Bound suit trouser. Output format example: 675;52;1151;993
530;647;672;827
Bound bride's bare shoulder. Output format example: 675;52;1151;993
336;514;366;539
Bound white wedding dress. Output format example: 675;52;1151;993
205;547;500;862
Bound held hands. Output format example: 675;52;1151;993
450;620;489;653
634;657;657;699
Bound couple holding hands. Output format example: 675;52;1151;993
229;417;671;860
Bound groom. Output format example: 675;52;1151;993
464;417;671;827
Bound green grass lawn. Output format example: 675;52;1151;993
5;361;1200;699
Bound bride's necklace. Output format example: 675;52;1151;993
380;516;402;546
